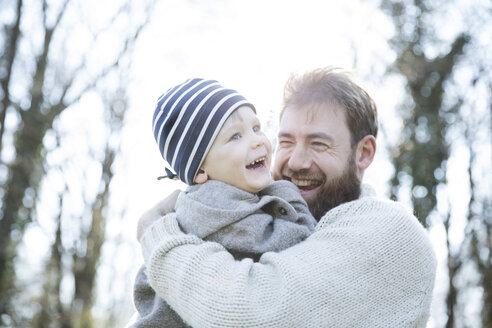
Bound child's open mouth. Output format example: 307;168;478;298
246;157;266;170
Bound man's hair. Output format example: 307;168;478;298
281;66;378;147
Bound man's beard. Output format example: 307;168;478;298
307;153;361;221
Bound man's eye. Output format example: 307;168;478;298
312;142;328;149
278;140;293;147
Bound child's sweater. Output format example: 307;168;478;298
131;180;316;327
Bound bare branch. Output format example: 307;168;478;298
54;13;147;113
52;0;71;31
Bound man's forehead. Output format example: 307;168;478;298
280;103;344;126
278;130;334;142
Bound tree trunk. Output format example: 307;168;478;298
444;212;459;328
0;0;22;151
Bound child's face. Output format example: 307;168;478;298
198;106;273;193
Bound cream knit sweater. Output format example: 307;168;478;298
140;185;437;328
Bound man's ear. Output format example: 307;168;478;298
194;169;209;184
356;135;376;172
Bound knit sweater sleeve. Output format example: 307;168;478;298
140;197;437;328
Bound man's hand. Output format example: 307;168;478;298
137;189;182;241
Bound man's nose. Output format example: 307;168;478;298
287;145;311;170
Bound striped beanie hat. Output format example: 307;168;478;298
152;78;256;185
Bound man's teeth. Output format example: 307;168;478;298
291;178;320;187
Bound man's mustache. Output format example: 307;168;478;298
281;168;325;182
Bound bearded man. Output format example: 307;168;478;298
135;67;437;328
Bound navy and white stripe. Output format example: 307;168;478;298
152;78;256;185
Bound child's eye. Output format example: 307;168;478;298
253;126;260;133
229;133;240;141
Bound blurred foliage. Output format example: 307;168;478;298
381;0;492;327
0;0;153;326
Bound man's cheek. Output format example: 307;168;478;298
271;159;283;180
272;167;282;180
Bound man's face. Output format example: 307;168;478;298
200;106;273;193
273;104;361;220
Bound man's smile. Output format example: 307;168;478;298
290;177;321;187
282;173;324;196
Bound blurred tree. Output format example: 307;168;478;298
0;0;22;153
71;88;127;328
381;0;469;224
0;0;154;325
31;85;128;328
463;80;492;327
380;0;492;327
34;186;71;328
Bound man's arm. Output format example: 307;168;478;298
137;189;181;241
139;197;437;328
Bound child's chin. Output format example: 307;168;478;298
245;180;270;194
257;177;273;190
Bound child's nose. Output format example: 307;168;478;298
251;134;264;149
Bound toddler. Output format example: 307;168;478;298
131;78;316;327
